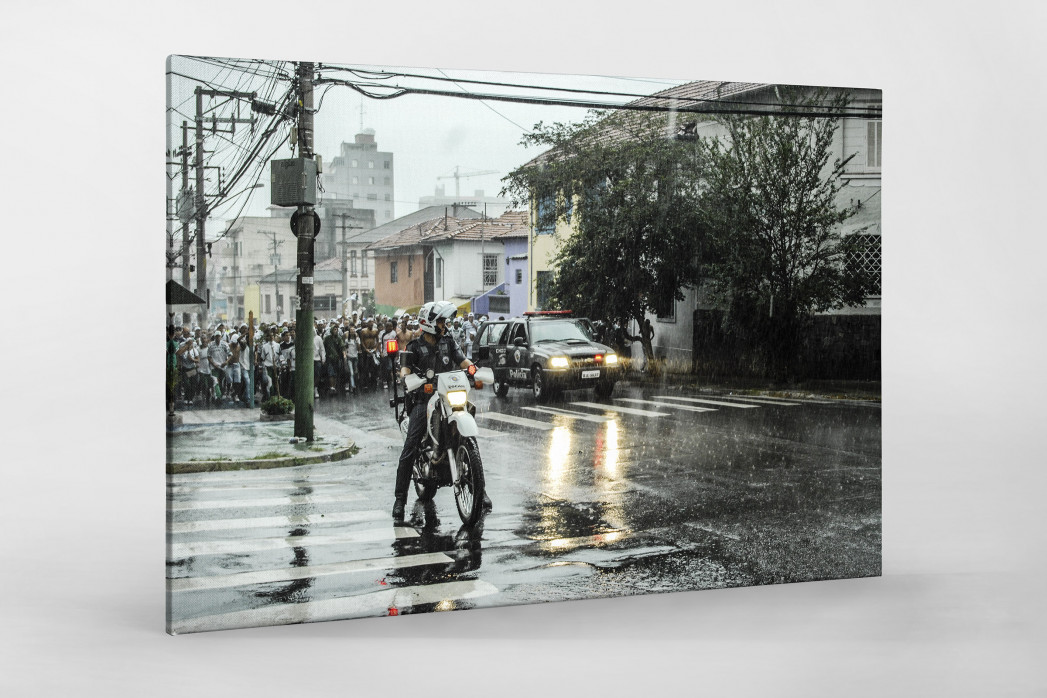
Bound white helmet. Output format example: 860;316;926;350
418;300;457;335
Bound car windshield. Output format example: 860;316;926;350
530;320;593;343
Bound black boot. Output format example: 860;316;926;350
392;497;406;521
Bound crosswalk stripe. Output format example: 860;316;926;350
570;401;670;417
168;551;454;593
168;482;354;494
616;398;716;413
522;406;614;423
478;412;554;430
167;527;419;559
652;395;759;408
704;396;799;406
167;494;365;512
168;510;387;534
170;579;500;634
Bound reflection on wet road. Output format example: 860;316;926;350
167;383;880;633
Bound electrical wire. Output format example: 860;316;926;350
317;65;878;116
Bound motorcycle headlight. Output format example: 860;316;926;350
550;356;569;368
447;390;468;407
604;354;618;365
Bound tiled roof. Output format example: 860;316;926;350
341;205;484;245
367;210;530;251
523;80;772;166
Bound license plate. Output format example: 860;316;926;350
581;369;600;379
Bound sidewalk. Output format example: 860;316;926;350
166;409;358;475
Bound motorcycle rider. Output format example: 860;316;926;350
393;300;491;521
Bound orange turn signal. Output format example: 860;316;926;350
386;339;399;354
423;384;434;394
474;381;484;389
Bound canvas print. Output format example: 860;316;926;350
166;55;882;634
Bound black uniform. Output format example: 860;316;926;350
394;334;467;502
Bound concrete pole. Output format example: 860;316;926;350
194;87;208;327
294;62;316;441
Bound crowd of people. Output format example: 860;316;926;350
165;309;497;413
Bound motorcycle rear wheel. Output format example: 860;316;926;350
454;437;486;525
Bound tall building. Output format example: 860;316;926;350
324;129;396;224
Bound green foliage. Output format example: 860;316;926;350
260;396;295;415
503;111;707;357
695;89;871;378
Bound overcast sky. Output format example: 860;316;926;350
167;56;691;232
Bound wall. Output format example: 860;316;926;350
372;250;426;310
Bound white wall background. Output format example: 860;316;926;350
2;2;1044;696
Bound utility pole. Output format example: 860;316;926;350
192;87;259;329
294;62;316;441
260;231;283;323
194;87;207;327
336;213;363;314
180;122;191;326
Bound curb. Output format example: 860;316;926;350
167;441;359;475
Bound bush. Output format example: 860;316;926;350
260;396;295;415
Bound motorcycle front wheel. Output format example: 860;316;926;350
413;454;438;502
454;437;486;526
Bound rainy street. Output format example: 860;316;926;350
167;382;880;633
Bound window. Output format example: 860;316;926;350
352;176;359;185
368;177;375;185
483;254;498;287
384;160;390;169
435;258;443;287
536;270;553;309
847;233;882;296
361;250;368;277
867;120;882;168
657;300;676;323
350;250;357;276
408;258;413;277
313;295;337;312
368;160;374;169
367;193;378;201
265;294;271;313
384;177;391;185
515;269;523;285
536;195;555;235
390;261;398;284
351;159;358;167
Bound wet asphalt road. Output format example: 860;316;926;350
166;381;881;633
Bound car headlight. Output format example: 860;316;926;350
604;354;618;365
550;357;569;368
447;390;468;407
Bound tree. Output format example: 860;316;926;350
696;90;871;379
503;111;707;362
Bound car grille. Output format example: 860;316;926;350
572;356;598;367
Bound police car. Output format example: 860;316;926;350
472;311;622;403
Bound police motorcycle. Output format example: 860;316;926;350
387;337;494;526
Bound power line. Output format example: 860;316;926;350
316;66;877;116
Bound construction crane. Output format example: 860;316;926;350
437;166;499;199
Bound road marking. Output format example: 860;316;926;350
168;472;351;486
168;527;419;558
168;510;387;534
168;551;454;593
570;401;670;417
615;398;717;413
169;579;500;634
652;395;759;409
167;493;365;512
168;483;354;495
479;412;554;430
522;406;614;423
707;396;800;406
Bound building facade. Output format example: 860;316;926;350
322;129;396;224
523;81;882;374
